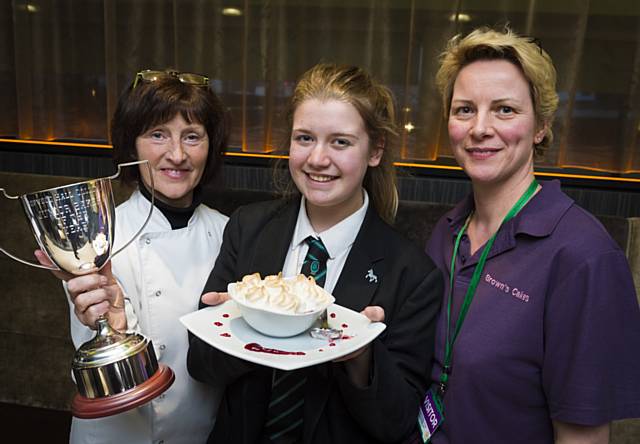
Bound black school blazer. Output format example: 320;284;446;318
187;198;443;444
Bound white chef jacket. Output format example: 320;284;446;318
68;189;228;444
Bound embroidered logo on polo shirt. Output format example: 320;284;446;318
484;273;530;303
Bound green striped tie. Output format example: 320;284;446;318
264;236;329;442
300;236;329;287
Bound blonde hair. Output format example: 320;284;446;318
283;63;399;224
435;27;559;155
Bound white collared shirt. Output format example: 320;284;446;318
282;189;369;294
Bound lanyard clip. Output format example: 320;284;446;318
438;366;452;397
438;382;447;398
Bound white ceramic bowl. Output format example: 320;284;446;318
228;281;335;338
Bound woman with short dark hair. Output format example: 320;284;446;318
37;68;230;444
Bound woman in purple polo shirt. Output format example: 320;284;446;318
423;27;640;443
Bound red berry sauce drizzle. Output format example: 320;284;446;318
244;343;306;356
220;333;231;337
214;321;223;327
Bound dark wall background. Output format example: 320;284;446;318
1;146;638;218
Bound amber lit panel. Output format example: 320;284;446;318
0;0;638;176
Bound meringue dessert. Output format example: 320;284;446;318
231;272;333;315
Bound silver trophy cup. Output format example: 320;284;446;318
0;160;175;418
1;161;150;275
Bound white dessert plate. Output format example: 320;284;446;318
180;301;387;371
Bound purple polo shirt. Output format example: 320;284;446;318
425;180;640;443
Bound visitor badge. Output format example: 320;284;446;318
417;388;444;443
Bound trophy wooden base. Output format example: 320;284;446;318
71;365;175;419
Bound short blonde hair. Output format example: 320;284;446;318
284;63;399;224
435;27;559;155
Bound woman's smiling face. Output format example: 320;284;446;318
135;113;209;208
288;98;382;227
448;59;546;188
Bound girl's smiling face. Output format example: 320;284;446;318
289;98;382;229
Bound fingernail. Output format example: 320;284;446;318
100;276;108;286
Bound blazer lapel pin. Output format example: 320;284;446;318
365;268;378;283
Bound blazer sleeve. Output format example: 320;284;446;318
335;256;443;442
187;206;257;387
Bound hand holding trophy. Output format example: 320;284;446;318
0;160;175;419
34;251;128;332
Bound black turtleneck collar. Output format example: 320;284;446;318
139;183;202;230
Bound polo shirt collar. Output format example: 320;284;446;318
446;179;574;240
291;189;369;259
513;179;574;237
446;194;474;233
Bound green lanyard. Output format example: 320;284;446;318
439;179;539;397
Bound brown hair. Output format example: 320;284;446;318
111;70;229;187
435;27;559;155
279;63;399;224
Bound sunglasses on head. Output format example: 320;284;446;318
132;69;209;89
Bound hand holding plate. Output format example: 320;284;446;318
333;306;385;361
201;291;230;306
333;306;385;387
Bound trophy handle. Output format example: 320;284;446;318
0;188;61;270
110;159;155;258
0;160;154;272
